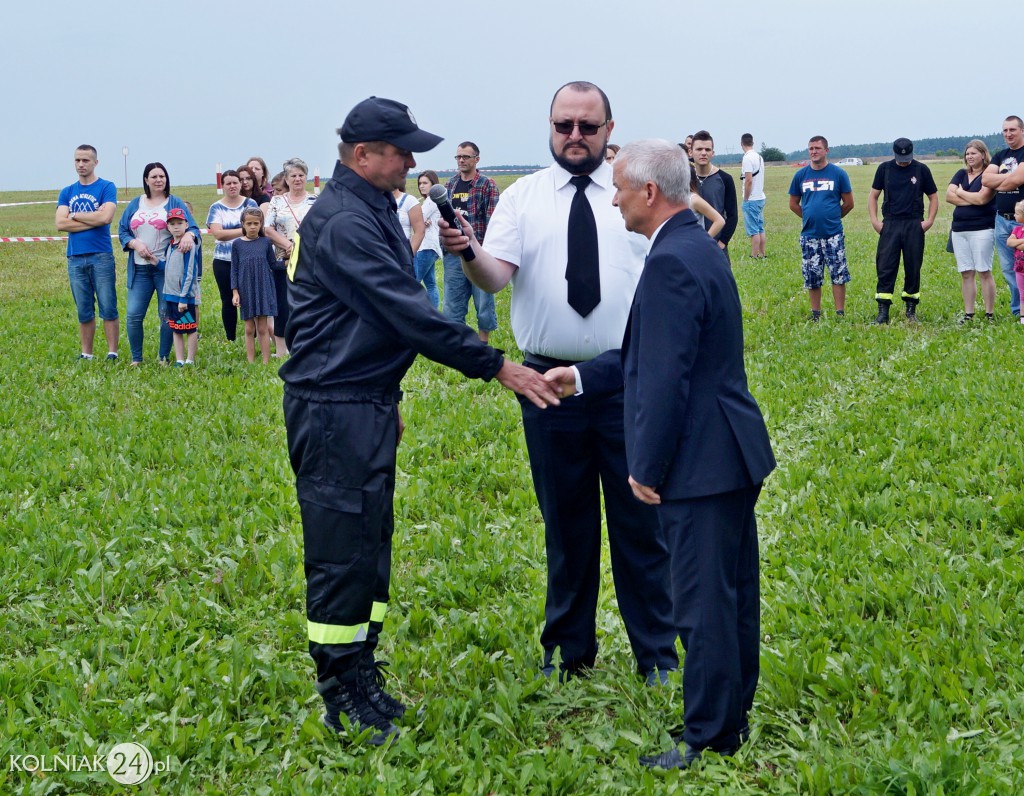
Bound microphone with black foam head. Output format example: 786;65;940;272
428;183;476;261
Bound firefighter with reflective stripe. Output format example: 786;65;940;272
279;97;560;745
868;138;938;324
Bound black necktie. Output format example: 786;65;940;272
566;175;600;317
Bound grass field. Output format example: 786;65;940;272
2;162;1023;794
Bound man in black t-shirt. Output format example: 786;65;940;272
982;115;1024;316
691;130;737;261
867;138;938;324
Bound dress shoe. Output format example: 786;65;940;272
539;664;571;683
640;744;702;770
645;668;674;687
672;721;749;748
538;662;590;683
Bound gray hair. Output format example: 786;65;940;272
282;157;308;176
616;139;690;204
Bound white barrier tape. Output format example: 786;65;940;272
1;229;212;244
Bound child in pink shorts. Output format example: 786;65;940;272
1007;201;1024;324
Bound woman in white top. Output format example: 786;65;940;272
207;170;258;342
262;157;315;356
393;188;425;251
414;170;442;308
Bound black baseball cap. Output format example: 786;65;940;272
339;97;443;152
893;138;914;164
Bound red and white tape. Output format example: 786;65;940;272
0;235;69;242
0;230;211;244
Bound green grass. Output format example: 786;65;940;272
1;163;1023;794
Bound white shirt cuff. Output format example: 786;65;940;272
572;365;583;396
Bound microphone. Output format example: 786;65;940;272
428;183;476;261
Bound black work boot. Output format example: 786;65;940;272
905;303;918;324
317;673;399;746
357;653;408;720
873;301;890;325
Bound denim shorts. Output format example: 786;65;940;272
67;252;118;323
800;233;850;289
742;199;765;236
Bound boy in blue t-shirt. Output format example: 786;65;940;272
160;208;201;366
788;136;855;321
56;145;120;360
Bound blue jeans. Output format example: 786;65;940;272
994;214;1020;315
414;249;441;309
442;252;497;331
126;263;172;362
67;252;118;323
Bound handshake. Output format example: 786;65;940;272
494;362;578;409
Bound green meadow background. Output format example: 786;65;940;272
1;162;1023;794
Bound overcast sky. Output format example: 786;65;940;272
2;0;1007;192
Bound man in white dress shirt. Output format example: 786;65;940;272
440;81;677;684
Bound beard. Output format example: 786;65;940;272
549;137;605;176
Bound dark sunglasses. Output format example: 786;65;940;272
551;120;607;136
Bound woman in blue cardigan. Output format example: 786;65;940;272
118;162;201;364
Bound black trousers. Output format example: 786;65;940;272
659;483;762;752
518;368;678;675
875;218;924;304
272;265;290;337
283;388;398;681
212;258;238;341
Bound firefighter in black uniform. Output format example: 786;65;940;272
279;97;559;745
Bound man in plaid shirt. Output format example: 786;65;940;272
443;141;500;342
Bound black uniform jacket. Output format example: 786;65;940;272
280;162;503;393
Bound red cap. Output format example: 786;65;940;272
166;208;187;222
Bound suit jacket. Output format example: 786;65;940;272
578;209;775;500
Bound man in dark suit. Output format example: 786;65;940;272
546;139;776;770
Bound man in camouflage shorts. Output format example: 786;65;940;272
788;136;855;321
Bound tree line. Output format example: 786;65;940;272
712;134;1004;165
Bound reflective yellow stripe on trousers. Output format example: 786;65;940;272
307;621;368;644
307;603;386;644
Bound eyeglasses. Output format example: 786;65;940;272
454;154;478;161
551;120;608;136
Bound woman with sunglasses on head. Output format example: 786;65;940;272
118;162;201;364
207;169;260;342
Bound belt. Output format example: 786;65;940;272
523;351;582;369
284;384;403;403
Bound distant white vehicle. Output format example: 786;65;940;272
835;158;863;167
